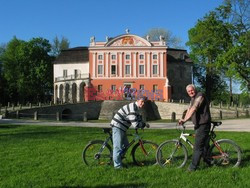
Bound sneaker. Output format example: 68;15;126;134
187;167;196;172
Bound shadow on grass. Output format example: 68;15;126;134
0;125;22;129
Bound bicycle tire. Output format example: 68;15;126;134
208;139;242;168
156;140;188;168
82;140;112;166
131;140;158;166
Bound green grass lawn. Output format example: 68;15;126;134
0;124;249;188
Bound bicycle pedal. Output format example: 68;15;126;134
222;160;229;165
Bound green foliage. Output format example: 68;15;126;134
0;125;250;187
186;12;232;101
187;0;249;101
50;36;70;57
215;0;250;90
1;37;54;103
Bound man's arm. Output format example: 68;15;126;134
179;95;204;124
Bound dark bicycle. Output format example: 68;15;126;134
156;121;242;168
83;126;158;167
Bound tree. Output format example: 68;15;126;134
186;12;232;102
216;0;250;91
1;37;54;103
0;43;7;105
143;28;183;48
50;36;70;56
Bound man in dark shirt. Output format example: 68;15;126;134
179;84;211;171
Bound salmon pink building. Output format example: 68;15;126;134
53;30;193;103
88;31;171;101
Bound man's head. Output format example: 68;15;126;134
137;96;147;108
186;84;196;98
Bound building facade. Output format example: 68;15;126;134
53;47;89;104
53;31;193;103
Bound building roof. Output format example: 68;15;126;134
167;48;193;63
53;47;89;64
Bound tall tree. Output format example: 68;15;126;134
216;0;250;91
186;12;232;101
50;36;70;56
0;44;7;104
1;37;54;103
144;28;183;48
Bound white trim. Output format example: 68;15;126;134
105;52;109;77
92;77;165;80
119;53;122;77
160;53;164;77
147;53;150;77
93;53;96;78
133;53;137;77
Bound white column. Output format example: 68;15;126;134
54;84;57;104
133;53;136;77
63;83;66;103
119;53;122;78
160;52;164;77
105;52;109;77
147;53;151;77
93;53;96;78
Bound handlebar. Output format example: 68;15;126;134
176;122;186;132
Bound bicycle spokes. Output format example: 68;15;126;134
209;139;241;167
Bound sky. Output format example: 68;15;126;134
0;0;225;49
1;0;242;93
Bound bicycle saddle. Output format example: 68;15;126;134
211;121;222;126
103;128;112;133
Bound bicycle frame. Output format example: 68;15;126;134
156;121;242;168
179;131;194;149
98;128;146;157
179;123;231;161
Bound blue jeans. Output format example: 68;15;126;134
112;127;129;168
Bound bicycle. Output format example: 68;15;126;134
82;126;158;167
156;121;242;168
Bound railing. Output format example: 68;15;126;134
55;74;89;82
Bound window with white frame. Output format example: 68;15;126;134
98;65;103;74
125;65;130;74
139;65;144;74
98;54;103;60
74;69;78;78
111;55;116;60
111;65;116;75
111;85;116;92
139;54;144;59
153;85;158;92
153;65;158;74
63;69;67;77
125;54;130;60
98;85;103;92
139;85;144;90
153;54;157;59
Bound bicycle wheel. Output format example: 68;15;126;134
156;140;188;168
131;140;158;166
208;139;242;168
82;140;112;166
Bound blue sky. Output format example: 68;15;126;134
1;0;224;49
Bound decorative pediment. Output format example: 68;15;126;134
105;34;152;47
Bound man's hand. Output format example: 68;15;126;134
178;119;185;125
